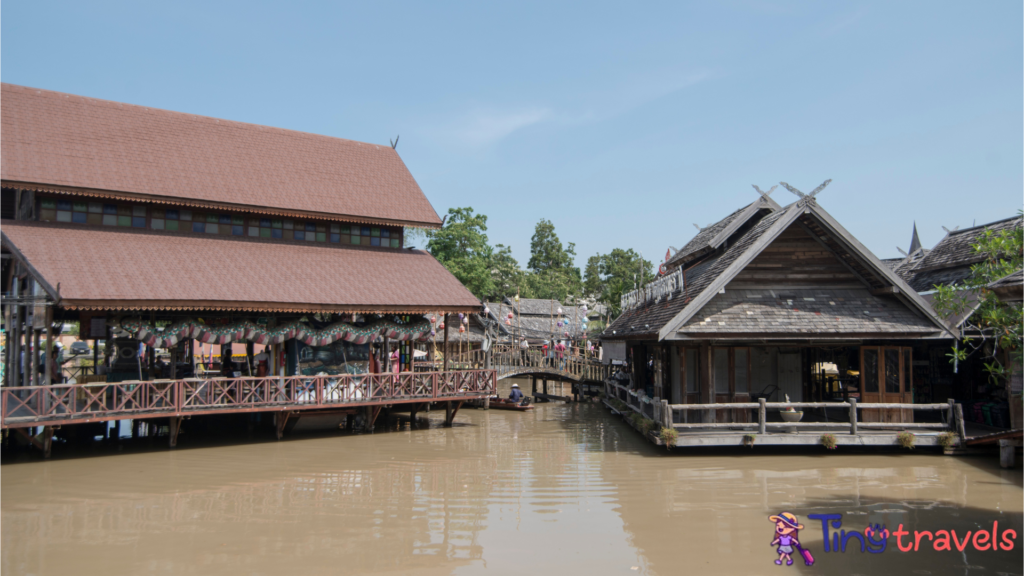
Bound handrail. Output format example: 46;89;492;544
0;369;497;428
605;379;963;442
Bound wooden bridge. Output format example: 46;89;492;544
1;370;496;454
449;345;609;384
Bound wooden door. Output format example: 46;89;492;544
861;346;913;423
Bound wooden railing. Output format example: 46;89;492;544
604;380;966;442
1;370;497;429
448;345;608;382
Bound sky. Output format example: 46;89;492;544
3;1;1021;269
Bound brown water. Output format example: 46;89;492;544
3;403;1022;576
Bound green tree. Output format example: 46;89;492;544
589;248;654;317
527;219;581;301
488;244;530;302
426;207;493;300
932;215;1023;387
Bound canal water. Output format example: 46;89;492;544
2;402;1021;575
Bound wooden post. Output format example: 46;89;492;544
661;399;671;428
443;314;450;373
44;304;53;385
758;398;767;434
954;403;967;445
275;411;291;440
41;425;53;459
445;401;453;427
848;398;858;435
31;325;41;388
947;398;955;431
7;278;19;388
700;341;714;423
999;439;1015;468
169;416;183;447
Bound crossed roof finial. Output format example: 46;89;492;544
779;179;831;206
752;184;777;201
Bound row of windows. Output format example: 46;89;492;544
38;198;404;248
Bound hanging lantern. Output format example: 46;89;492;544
557;320;563;327
458;313;464;321
581;304;588;313
514;294;520;302
462;316;469;324
484;306;490;315
507;312;514;319
430;329;436;336
557;307;563;315
564;331;570;337
459;325;465;333
505;319;512;326
438;322;445;330
431;315;437;324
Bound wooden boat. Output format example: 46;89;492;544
488;397;534;411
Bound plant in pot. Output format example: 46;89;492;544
779;394;803;422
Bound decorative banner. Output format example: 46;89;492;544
120;316;432;348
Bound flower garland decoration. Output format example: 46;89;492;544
120;315;432;348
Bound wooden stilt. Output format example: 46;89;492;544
999;439;1015;468
445;401;463;426
275;411;290;440
848;398;858;435
41;425;53;458
169;416;183;447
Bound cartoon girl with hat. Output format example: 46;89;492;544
769;512;809;566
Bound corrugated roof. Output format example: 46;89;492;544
1;83;442;227
2;221;480;312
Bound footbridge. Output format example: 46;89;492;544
450;346;608;401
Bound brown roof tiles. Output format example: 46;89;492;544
2;221;480;313
1;83;442;227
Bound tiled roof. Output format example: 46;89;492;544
1;83;442;227
989;269;1023;290
603;202;949;341
911;217;1022;273
665;204;750;267
2;221;480;312
680;288;937;335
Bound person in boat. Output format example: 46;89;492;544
509;383;524;403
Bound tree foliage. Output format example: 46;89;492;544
526;219;581;301
583;248;654;316
426;207;494;300
932;214;1023;387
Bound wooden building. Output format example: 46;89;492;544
892;216;1023;429
601;186;954;424
0;83;493;442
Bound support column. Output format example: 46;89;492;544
31;325;41;388
169;417;183;447
700;341;714;423
445;401;453;426
443;314;450;373
758;398;767;434
41;426;53;459
848;398;858;435
999;439;1015;468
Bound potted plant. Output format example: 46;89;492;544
779;394;803;422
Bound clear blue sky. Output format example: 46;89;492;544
3;2;1021;269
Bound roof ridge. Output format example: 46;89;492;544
946;215;1022;235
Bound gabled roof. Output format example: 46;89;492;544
1;221;479;313
665;193;780;268
603;200;953;341
901;216;1023;291
1;83;442;227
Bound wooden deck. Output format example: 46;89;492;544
604;380;965;450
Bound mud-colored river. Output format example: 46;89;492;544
3;402;1021;575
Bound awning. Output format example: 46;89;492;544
2;221;481;314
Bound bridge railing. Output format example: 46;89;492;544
1;370;497;429
447;345;608;381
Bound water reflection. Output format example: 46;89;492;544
2;403;1021;575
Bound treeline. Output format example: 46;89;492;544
418;207;655;317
